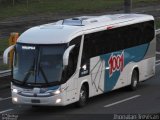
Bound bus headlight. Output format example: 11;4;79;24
52;87;67;95
54;89;61;95
13;89;18;93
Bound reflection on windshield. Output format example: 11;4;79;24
13;44;67;86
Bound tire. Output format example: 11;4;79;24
76;85;88;107
130;70;139;90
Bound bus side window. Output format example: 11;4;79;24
62;36;81;80
68;44;80;75
81;34;91;65
143;21;154;43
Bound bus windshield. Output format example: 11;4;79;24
13;43;67;86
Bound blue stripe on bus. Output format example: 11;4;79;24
100;43;149;92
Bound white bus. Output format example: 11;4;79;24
3;14;155;107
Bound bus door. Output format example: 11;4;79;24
65;36;81;103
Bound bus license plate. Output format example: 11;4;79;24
31;99;40;103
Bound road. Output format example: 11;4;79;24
0;61;160;120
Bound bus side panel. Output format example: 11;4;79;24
113;38;156;88
112;57;155;90
74;42;155;100
141;37;156;79
138;38;156;81
138;57;155;82
100;43;150;92
77;36;155;98
89;57;105;96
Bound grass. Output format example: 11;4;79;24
0;38;8;56
0;0;160;20
155;19;160;29
0;38;10;70
0;0;122;19
0;64;9;71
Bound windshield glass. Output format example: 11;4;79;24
13;44;67;86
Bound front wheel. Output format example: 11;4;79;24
130;70;139;90
76;85;88;107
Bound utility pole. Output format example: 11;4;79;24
124;0;132;13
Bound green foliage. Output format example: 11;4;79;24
0;64;9;71
0;0;118;19
0;0;160;20
0;38;8;56
156;19;160;29
0;38;9;70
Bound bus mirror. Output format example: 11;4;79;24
63;45;75;67
9;32;19;67
3;45;15;64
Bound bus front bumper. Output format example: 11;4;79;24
12;92;66;106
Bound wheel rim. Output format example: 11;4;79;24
80;88;86;102
133;80;137;87
132;71;138;87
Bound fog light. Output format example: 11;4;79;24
13;97;18;102
56;99;61;103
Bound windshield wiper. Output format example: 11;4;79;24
22;52;49;85
23;59;36;85
38;65;49;84
35;48;49;84
37;48;49;84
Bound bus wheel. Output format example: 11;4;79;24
76;85;88;107
130;70;139;90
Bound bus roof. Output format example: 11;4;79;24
18;14;154;44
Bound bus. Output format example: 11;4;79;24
3;14;155;107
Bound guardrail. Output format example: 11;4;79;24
156;29;160;35
0;70;11;77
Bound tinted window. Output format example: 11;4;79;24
81;20;154;65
